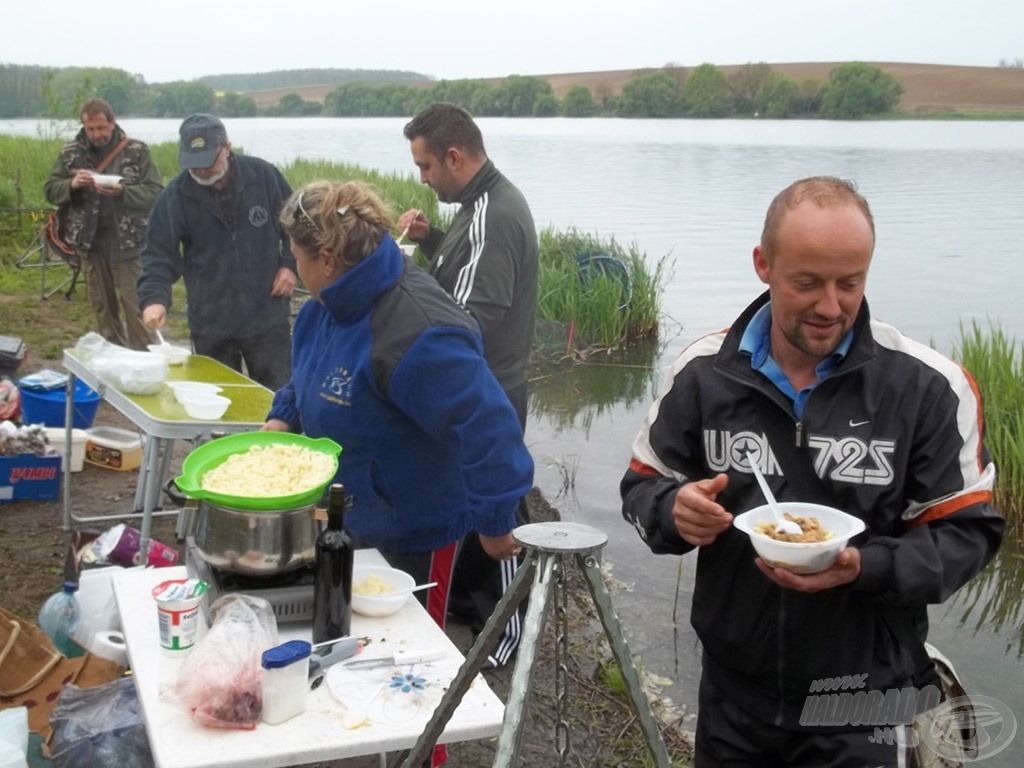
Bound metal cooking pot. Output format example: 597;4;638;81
192;499;321;576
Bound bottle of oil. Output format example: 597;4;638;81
311;483;353;644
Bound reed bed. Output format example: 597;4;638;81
537;227;667;355
953;321;1024;537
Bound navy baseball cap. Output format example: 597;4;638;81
178;114;227;169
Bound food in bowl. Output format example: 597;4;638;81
147;343;191;365
178;392;231;420
199;443;335;497
353;574;397;595
754;513;832;543
350;566;415;617
89;172;123;188
167;381;223;404
733;502;865;574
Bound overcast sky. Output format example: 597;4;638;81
2;0;1020;84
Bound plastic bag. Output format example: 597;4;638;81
72;334;168;395
49;676;153;768
173;594;277;729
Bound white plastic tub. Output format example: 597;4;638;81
43;427;88;473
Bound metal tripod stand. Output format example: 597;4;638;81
395;521;672;767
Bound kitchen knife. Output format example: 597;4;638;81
341;647;446;670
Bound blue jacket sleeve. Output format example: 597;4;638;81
386;326;533;536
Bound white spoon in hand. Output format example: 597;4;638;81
746;452;802;536
154;328;170;349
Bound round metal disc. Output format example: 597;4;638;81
513;522;608;553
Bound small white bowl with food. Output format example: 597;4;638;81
351;566;416;617
177;392;231;420
90;172;123;188
733;502;866;574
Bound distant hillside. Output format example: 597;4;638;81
201;68;431;92
245;62;1024;114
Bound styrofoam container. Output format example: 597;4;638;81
147;343;191;365
178;392;230;420
351;566;415;617
733;502;866;574
43;426;88;473
166;381;222;404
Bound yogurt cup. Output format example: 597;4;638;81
152;578;208;655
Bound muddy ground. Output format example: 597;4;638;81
0;394;693;766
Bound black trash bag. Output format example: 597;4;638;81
49;676;154;768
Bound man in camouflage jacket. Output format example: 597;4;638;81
44;98;163;350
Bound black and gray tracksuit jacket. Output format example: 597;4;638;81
415;160;538;402
621;291;1004;731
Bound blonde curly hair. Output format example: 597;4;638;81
280;180;395;269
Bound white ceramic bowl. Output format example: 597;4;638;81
166;381;223;404
733;502;866;574
351;566;416;617
177;392;231;420
147;343;191;365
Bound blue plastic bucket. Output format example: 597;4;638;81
18;379;101;429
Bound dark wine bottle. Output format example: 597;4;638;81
311;483;354;644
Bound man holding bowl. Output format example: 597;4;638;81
621;176;1004;767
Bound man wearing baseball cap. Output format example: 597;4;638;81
138;114;296;389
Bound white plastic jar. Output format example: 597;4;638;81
261;640;312;724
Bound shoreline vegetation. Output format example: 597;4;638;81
1;61;1023;121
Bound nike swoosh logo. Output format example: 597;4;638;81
849;419;870;427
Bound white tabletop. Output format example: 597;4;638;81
113;551;504;768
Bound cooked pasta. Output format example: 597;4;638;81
200;443;334;497
755;513;832;543
352;575;397;595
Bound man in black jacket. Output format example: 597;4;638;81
621;176;1004;767
138;114;295;390
44;98;162;350
398;103;539;669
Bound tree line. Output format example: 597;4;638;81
0;62;904;121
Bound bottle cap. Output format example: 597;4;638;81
262;640;312;669
62;580;79;593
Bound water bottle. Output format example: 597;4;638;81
37;580;81;656
311;484;353;644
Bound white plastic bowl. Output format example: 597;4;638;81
733;502;866;574
90;173;122;188
147;343;191;365
398;243;417;258
351;566;415;617
166;381;222;404
177;392;231;420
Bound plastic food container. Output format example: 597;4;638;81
84;426;142;471
178;392;231;420
733;502;866;574
261;640;311;724
152;578;208;655
166;381;222;404
43;426;88;473
147;344;191;365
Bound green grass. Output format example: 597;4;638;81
953;321;1024;537
538;227;668;354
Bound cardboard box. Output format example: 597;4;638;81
0;452;61;502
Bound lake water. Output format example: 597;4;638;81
6;116;1023;762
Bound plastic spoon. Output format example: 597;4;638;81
746;452;802;536
154;328;171;349
390;581;437;598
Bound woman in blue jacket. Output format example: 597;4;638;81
264;180;533;633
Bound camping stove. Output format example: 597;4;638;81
184;537;315;624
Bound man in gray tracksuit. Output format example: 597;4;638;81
399;103;538;669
